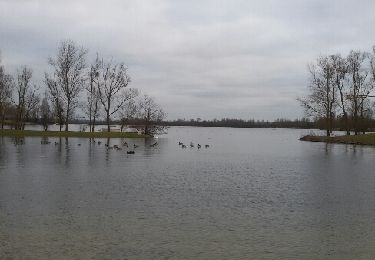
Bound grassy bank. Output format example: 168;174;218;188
0;129;148;138
300;133;375;145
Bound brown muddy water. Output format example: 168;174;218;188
1;127;375;259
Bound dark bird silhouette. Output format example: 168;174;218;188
133;144;139;148
98;141;102;145
197;144;201;149
205;145;209;148
127;150;135;154
178;142;183;145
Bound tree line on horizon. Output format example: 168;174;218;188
299;46;375;136
0;40;166;136
161;117;317;129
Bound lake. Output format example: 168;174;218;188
1;127;375;259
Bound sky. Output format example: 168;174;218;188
1;0;375;120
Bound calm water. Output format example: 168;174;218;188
1;127;375;259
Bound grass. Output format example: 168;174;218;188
300;133;375;145
0;129;148;138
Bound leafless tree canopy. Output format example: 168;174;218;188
0;55;13;128
137;94;166;136
95;55;138;131
300;48;375;135
14;66;40;130
47;40;87;131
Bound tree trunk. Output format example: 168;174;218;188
106;110;110;132
65;102;70;131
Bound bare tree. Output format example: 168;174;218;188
0;55;13;129
40;92;51;131
45;74;65;131
347;50;372;135
14;66;39;130
95;56;137;131
119;99;137;132
137;94;166;136
85;61;101;132
330;54;350;135
299;56;336;136
47;40;87;131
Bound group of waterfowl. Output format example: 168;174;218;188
178;141;209;149
40;139;158;155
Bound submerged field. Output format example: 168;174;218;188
0;129;146;138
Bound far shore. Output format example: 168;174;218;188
0;129;148;138
300;133;375;146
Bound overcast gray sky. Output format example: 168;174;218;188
1;0;375;120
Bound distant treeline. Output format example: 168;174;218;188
160;118;316;129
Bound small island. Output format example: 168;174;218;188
300;133;375;146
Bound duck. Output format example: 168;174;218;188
127;150;135;154
97;141;102;145
178;142;183;145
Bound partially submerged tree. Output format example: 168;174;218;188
40;92;51;131
137;94;166;136
45;74;65;131
95;56;137;131
47;40;87;131
119;99;137;132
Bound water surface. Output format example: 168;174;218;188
1;127;375;259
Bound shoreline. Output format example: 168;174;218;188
0;129;148;138
300;133;375;145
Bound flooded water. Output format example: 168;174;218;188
1;127;375;259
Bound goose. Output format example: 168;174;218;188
197;144;201;149
178;142;183;145
127;150;135;154
97;141;102;145
181;144;187;148
190;142;194;148
205;145;209;148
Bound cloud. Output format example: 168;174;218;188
1;0;375;120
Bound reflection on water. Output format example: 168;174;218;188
1;127;375;259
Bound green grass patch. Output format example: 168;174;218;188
0;129;148;138
300;133;375;145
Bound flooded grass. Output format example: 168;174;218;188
0;129;148;138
